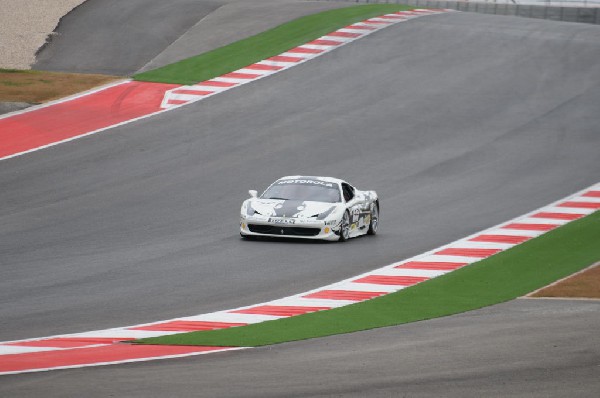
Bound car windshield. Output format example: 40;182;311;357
261;179;341;203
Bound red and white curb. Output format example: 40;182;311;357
1;182;598;375
160;9;450;109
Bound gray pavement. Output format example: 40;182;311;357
0;102;31;115
138;0;354;72
2;8;600;395
33;0;225;75
2;299;599;397
33;0;350;75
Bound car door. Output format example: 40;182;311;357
342;182;367;231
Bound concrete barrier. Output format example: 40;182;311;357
322;0;600;24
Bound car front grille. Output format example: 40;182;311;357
248;224;321;237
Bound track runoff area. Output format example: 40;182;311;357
1;8;599;375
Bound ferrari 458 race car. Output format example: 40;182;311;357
240;176;379;242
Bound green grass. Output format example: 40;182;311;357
133;4;414;85
0;68;34;74
137;210;600;347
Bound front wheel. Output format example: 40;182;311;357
338;211;351;242
367;202;379;235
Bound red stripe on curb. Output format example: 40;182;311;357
221;72;261;79
558;201;600;209
198;80;238;87
230;305;330;317
245;63;284;71
129;320;247;332
363;20;392;25
7;337;134;348
171;89;214;96
395;261;468;270
396;11;425;15
582;191;600;198
377;15;406;19
0;344;225;374
469;235;531;244
167;99;188;105
354;275;429;286
435;248;502;258
308;39;343;46
303;290;386;301
531;212;585;220
266;55;304;63
502;223;559;231
287;46;324;54
0;81;178;159
327;31;363;38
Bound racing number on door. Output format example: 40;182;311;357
352;208;360;223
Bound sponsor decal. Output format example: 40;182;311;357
269;217;295;224
277;179;335;188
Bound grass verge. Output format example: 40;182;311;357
137;210;599;347
133;4;414;85
0;69;119;103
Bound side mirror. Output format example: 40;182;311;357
249;190;258;198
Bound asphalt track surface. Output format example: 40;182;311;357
2;4;600;396
33;0;349;75
34;0;221;75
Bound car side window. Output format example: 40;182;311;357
342;183;355;202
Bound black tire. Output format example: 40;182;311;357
339;210;351;242
367;202;379;235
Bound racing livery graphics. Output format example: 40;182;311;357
240;176;379;241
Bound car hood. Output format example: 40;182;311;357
249;199;339;219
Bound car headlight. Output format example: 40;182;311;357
245;203;262;216
323;212;343;226
316;206;338;221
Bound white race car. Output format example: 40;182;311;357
240;176;379;242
